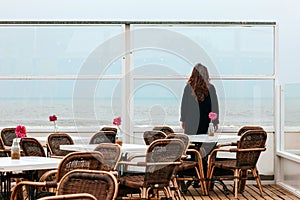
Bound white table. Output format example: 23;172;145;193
0;156;61;172
189;134;241;159
60;143;147;155
189;134;240;144
0;156;61;199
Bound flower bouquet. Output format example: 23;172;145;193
208;112;217;136
12;125;27;159
49;115;58;133
113;116;122;146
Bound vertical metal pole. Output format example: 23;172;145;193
122;24;133;143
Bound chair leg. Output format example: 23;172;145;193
194;167;207;195
252;167;264;197
171;177;182;199
238;169;248;193
233;169;240;199
207;165;215;193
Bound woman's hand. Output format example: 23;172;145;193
214;124;218;131
181;122;185;130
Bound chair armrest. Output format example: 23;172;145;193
37;193;97;200
11;181;48;200
126;154;146;161
216;142;238;148
50;155;64;159
39;169;58;182
232;147;266;152
0;149;11;153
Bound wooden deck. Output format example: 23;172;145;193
122;184;299;199
182;184;299;200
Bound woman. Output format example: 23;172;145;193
180;63;219;135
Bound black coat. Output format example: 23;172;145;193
180;83;219;135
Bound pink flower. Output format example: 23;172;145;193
49;115;57;121
15;125;27;138
208;112;218;121
113;116;122;126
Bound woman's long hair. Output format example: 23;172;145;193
188;63;210;102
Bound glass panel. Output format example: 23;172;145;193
133;80;186;126
284;83;300;154
132;25;274;77
0;80;121;128
282;158;300;190
215;80;274;128
0;26;123;75
133;79;274;128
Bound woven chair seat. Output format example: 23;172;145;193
178;160;197;171
213;160;259;170
119;175;145;188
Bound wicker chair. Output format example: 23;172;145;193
166;133;207;196
37;193;97;200
56;169;118;200
47;133;74;158
210;125;266;193
20;137;46;157
118;139;185;199
1;127;16;147
93;143;122;171
207;129;267;198
143;130;167;145
10;151;104;199
89;131;116;144
152;125;174;135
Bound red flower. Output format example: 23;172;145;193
208;112;218;121
49;115;57;122
113;116;122;126
15;125;27;138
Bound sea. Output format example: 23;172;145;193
1;97;299;131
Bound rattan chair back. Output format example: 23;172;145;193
1;127;16;146
237;125;264;136
100;126;118;134
236;129;267;167
93;143;121;171
56;151;104;182
20;137;46;157
89;131;116;144
152;125;174;135
47;133;74;157
166;133;190;155
143;130;167;145
144;139;184;185
57;169;118;200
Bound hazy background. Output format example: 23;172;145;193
0;0;298;84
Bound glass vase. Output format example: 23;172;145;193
115;130;123;146
11;138;21;160
208;122;215;137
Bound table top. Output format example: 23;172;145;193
60;143;148;153
0;156;61;172
189;134;240;144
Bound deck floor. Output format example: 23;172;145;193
182;184;299;200
122;184;299;199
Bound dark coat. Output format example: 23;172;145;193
180;83;219;135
